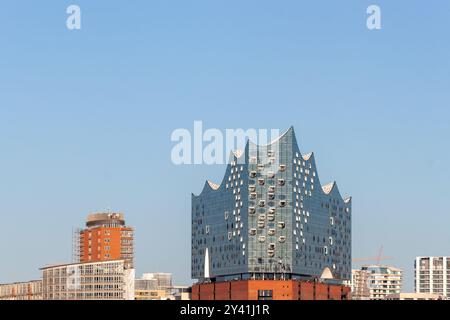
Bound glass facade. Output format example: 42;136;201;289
192;127;351;282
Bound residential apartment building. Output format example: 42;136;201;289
191;127;352;300
351;269;370;299
41;259;135;300
76;212;134;269
352;265;402;300
0;280;42;300
415;256;450;298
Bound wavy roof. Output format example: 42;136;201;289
193;127;350;203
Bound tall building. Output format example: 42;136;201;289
415;256;450;298
41;260;135;300
77;212;134;269
0;280;42;300
191;127;351;299
352;265;402;300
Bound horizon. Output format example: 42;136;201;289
1;1;450;293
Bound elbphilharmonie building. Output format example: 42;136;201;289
192;127;351;283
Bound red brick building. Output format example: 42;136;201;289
191;280;351;300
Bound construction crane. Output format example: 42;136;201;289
352;246;394;265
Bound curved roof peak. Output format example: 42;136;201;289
247;126;294;148
232;149;244;158
207;180;220;190
302;152;314;161
322;181;337;195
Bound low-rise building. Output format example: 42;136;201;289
386;292;443;300
191;279;350;300
351;265;402;300
135;273;190;300
41;259;135;300
172;286;191;300
0;280;43;300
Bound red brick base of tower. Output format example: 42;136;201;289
191;280;351;300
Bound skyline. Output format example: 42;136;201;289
1;1;450;292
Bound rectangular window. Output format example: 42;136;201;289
258;290;273;300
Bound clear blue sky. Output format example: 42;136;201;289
0;1;449;291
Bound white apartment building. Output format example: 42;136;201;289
41;259;135;300
0;280;42;300
351;265;402;300
415;256;450;298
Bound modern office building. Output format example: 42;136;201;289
352;265;402;300
75;212;134;269
41;260;135;300
191;127;351;299
0;280;43;300
415;256;450;298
